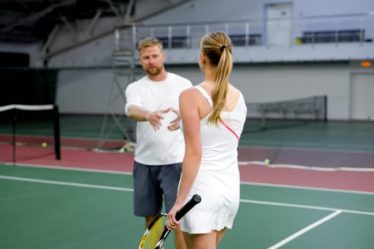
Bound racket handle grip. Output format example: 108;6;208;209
175;194;201;221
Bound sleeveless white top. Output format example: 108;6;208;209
180;85;247;234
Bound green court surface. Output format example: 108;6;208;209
1;114;374;152
1;165;373;249
241;121;374;152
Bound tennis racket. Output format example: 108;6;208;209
138;194;201;249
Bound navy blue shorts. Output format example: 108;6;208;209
133;161;182;217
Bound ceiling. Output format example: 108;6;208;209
0;0;132;43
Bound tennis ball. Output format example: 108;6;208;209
41;142;48;148
264;159;270;165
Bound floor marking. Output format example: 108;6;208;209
240;199;374;216
2;163;373;195
268;210;342;249
241;181;374;196
1;174;373;216
0;175;133;192
1;162;132;175
4;164;373;195
239;161;374;172
241;141;374;152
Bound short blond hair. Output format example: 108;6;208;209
137;37;163;52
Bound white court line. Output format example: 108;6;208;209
0;104;54;111
241;181;374;196
2;162;132;175
268;210;342;249
240;199;374;216
0;175;133;192
1;175;374;216
4;163;374;195
243;141;374;152
239;161;374;172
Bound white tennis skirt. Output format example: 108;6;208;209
180;168;240;234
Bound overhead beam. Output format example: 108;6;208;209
41;24;60;55
86;9;103;35
1;0;76;32
60;15;78;41
105;0;123;21
124;0;135;24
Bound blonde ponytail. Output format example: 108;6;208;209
209;46;233;124
200;32;233;125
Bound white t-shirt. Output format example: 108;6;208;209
125;72;192;165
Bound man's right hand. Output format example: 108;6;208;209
146;108;171;130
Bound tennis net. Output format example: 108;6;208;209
244;95;327;133
0;104;61;164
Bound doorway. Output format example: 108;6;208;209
266;3;293;47
350;73;374;120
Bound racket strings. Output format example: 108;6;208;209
139;215;166;249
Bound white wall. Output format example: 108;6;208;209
232;64;351;119
48;33;114;68
295;0;374;17
55;62;374;120
56;69;115;114
166;63;369;120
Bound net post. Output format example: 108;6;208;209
323;95;328;122
260;105;267;130
12;108;16;166
313;96;317;120
53;105;61;160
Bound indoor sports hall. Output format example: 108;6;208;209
1;0;373;249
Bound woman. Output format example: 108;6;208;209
167;31;247;249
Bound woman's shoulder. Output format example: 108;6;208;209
180;85;202;98
228;84;244;100
226;84;246;113
228;84;241;94
180;84;211;106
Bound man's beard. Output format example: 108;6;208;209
146;67;162;76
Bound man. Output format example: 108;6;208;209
125;37;192;249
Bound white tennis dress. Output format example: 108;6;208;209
180;86;247;234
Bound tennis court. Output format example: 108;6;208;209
1;114;374;249
1;162;373;249
1;1;374;248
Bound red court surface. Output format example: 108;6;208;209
1;144;374;194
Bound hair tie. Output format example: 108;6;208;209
220;45;227;52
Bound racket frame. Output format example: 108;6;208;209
154;194;201;249
138;213;166;249
138;194;201;249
